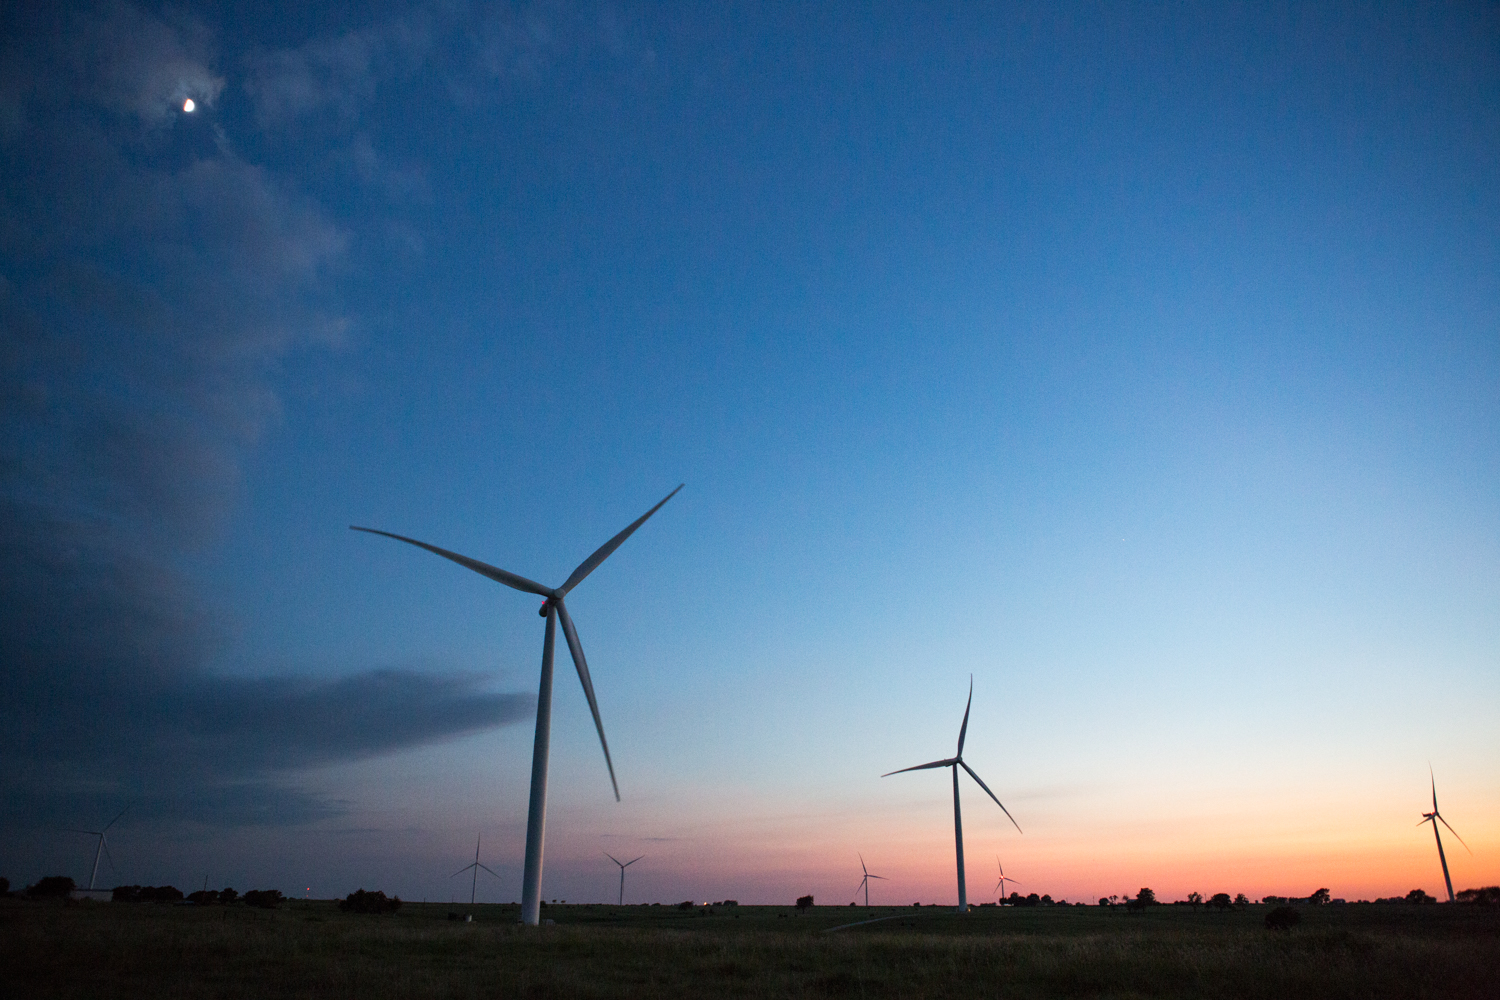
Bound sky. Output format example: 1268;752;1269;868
1;1;1497;907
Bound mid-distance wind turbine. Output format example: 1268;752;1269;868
1419;768;1470;904
855;854;886;907
994;856;1021;903
605;853;643;905
68;806;128;891
882;678;1020;913
452;833;502;906
354;484;682;926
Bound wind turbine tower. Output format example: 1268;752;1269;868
355;484;682;926
994;857;1021;903
855;854;886;907
452;833;502;906
68;806;128;891
605;853;643;905
883;678;1021;913
1419;769;1470;903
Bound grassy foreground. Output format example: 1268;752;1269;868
3;898;1497;999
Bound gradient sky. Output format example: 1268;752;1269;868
2;1;1497;907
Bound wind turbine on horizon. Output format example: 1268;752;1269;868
452;833;502;906
882;678;1020;913
605;853;643;905
1419;768;1470;904
68;806;128;891
855;854;887;907
354;484;682;926
994;856;1021;903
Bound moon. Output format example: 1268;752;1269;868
182;98;195;113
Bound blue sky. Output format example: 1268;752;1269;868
2;1;1496;905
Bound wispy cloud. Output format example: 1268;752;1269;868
244;14;434;127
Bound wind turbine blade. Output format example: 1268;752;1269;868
101;838;117;874
957;675;973;756
1437;814;1472;854
558;485;683;596
1417;816;1432;827
477;864;503;880
65;830;100;836
556;598;620;801
350;527;553;597
868;874;887;880
605;853;623;867
102;804;130;832
860;853;868;876
451;863;477;878
624;856;644;867
881;758;957;777
1431;767;1439;813
959;760;1023;834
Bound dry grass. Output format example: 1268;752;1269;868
3;898;1496;999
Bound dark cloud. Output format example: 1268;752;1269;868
0;2;531;831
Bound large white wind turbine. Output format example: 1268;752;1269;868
855;854;886;907
452;832;502;906
605;853;643;905
354;484;682;926
1418;768;1470;904
882;678;1020;913
68;806;128;891
994;857;1021;903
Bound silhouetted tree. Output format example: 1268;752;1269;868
1098;897;1110;907
795;895;814;914
1308;888;1330;906
340;889;402;914
1210;893;1232;912
26;876;75;899
1457;886;1500;906
676;900;695;911
1233;893;1249;906
1187;892;1203;911
1405;888;1436;905
243;889;284;909
1136;887;1156;906
1264;906;1300;931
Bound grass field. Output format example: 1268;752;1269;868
4;897;1497;999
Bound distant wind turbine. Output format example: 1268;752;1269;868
1419;768;1470;904
68;805;129;891
994;857;1021;902
354;484;682;926
882;677;1020;913
452;833;502;906
605;853;643;905
855;854;886;907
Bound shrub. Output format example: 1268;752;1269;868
1405;889;1436;905
676;900;695;911
243;889;284;909
26;876;76;899
1265;906;1300;931
340;889;402;914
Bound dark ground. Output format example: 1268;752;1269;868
3;897;1496;999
